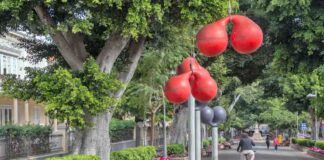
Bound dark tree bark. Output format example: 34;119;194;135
170;106;188;146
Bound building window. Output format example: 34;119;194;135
33;107;41;124
3;68;6;75
0;105;12;126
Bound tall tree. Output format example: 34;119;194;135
254;0;324;139
0;1;229;159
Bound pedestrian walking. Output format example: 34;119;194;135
274;137;280;152
266;135;270;149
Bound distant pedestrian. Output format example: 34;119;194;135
274;137;280;152
266;135;270;149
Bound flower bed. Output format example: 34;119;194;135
309;147;324;154
307;148;324;160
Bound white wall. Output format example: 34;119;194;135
0;31;48;79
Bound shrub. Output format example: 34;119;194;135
203;140;211;148
46;155;100;160
315;141;324;150
307;140;316;147
0;124;52;137
219;137;226;144
167;144;184;156
296;138;315;147
291;138;297;144
111;146;156;160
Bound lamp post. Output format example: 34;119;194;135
160;87;169;160
307;93;318;141
296;112;299;136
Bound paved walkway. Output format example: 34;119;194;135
204;143;319;160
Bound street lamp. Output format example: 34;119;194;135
159;70;176;160
307;93;318;141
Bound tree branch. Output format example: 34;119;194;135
96;33;130;73
34;5;84;70
228;94;241;113
62;32;89;61
114;37;145;98
153;104;163;113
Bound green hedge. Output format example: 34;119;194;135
111;146;156;160
0;124;52;137
109;119;135;142
110;118;135;130
315;141;324;149
46;155;100;160
167;144;184;156
296;138;315;147
291;138;297;144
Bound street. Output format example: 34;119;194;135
204;143;319;160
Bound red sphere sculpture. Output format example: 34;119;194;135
164;73;191;104
191;71;218;103
196;17;230;57
230;15;263;54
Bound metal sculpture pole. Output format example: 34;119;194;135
189;94;196;160
162;90;167;158
212;126;218;160
195;107;201;160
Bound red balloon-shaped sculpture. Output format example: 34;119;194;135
164;73;191;104
230;15;263;54
177;57;211;78
191;71;218;103
196;17;230;57
176;57;200;74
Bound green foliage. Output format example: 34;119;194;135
0;124;52;137
0;0;230;39
258;98;296;129
296;138;315;147
310;66;324;118
2;58;123;128
46;155;100;160
110;146;156;160
203;140;211;148
315;141;324;150
249;0;324;120
110;118;135;131
219;136;226;144
167;144;184;156
109;118;135;142
291;138;297;144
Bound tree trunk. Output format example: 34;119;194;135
151;113;155;146
201;124;207;141
34;4;146;159
170;106;188;146
309;107;316;140
71;111;112;160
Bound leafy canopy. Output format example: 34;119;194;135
3;58;123;127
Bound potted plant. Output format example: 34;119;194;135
166;144;188;160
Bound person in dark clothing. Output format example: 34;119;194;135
237;133;255;160
266;135;270;149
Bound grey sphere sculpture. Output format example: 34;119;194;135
200;106;214;124
211;106;227;126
